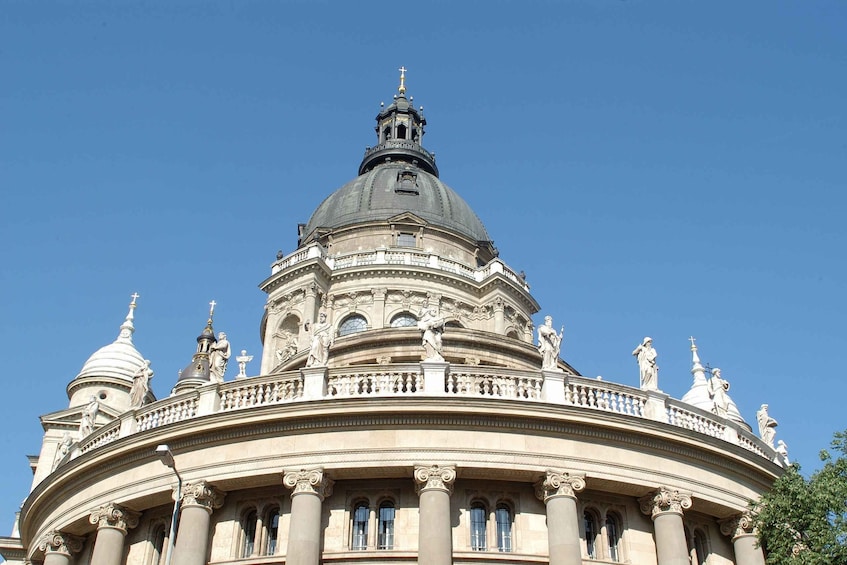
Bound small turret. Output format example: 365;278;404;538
173;301;219;394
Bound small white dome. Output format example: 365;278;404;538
73;296;147;383
75;339;145;383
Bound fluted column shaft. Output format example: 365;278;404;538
414;465;456;565
89;504;140;565
720;513;766;565
283;468;334;565
639;487;692;565
39;532;83;565
535;470;585;565
172;481;225;565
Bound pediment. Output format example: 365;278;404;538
387;212;428;227
40;403;122;430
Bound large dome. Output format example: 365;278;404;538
302;163;491;244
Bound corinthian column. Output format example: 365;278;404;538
39;531;84;565
414;464;456;565
639;487;692;565
534;470;585;565
89;503;140;565
283;468;334;565
720;512;766;565
172;481;225;565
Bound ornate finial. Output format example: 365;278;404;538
398;66;407;94
209;300;217;318
688;336;696;350
118;292;140;342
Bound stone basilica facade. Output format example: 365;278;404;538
0;74;782;565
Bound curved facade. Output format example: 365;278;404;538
0;77;780;565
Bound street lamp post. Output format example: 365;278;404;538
156;445;182;565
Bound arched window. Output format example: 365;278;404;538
377;501;395;550
241;510;257;558
470;502;487;551
351;502;369;550
390;312;418;328
606;513;621;562
396;124;407;139
338;315;367;336
149;524;166;565
266;508;280;555
495;504;512;552
693;529;709;565
584;511;598;559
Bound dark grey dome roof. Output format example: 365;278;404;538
303;163;491;243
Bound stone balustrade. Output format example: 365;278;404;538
269;243;530;291
73;367;773;463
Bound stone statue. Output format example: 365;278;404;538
632;337;659;391
209;332;231;383
757;404;778;448
537;315;563;371
129;359;153;408
708;368;730;418
305;312;333;367
417;307;445;362
52;432;74;470
235;349;253;379
775;440;790;466
275;330;298;364
78;396;99;439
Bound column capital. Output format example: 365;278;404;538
180;481;225;513
283;468;334;500
414;464;457;495
88;503;140;533
38;531;84;556
639;486;692;518
534;470;586;502
719;511;758;540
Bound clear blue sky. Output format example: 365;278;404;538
2;1;845;536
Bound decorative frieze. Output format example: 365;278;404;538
639;486;692;518
38;531;84;555
283;468;334;500
88;503;140;533
414;464;456;495
180;481;225;512
719;511;757;539
534;470;586;502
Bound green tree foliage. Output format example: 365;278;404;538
753;430;847;564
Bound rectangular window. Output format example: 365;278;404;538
397;233;416;247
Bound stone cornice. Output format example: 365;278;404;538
37;531;83;555
639;486;693;518
283;468;334;500
719;511;757;539
180;481;225;513
88;503;140;533
21;397;777;544
413;465;457;495
534;470;586;502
